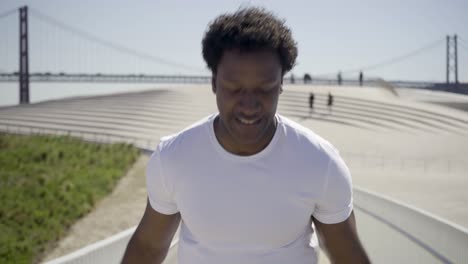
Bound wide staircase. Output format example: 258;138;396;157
1;86;468;146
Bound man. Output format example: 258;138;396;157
327;92;334;114
122;7;370;264
309;92;315;115
359;71;364;86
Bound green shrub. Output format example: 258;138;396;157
0;133;139;264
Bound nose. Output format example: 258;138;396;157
238;92;260;114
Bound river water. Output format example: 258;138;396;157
0;82;174;107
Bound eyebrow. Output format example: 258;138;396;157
220;76;280;86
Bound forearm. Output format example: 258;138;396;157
121;234;168;264
322;240;370;264
314;213;370;264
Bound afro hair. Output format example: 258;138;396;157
202;7;298;75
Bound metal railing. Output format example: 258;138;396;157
341;152;466;174
0;123;159;151
0;72;443;88
354;187;468;264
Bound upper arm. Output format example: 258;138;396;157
146;147;179;215
123;142;181;263
313;152;353;224
134;199;181;250
311;149;369;263
123;143;181;261
142;145;180;248
121;199;180;264
135;199;181;250
312;211;370;264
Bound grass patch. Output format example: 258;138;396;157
0;133;139;264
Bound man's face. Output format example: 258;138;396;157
212;49;282;155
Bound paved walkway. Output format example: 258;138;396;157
43;155;149;262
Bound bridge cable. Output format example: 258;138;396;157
458;37;468;52
0;9;16;73
28;7;207;74
459;43;468;52
315;37;445;78
0;8;17;21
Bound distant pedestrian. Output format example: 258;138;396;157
337;71;342;86
359;71;363;86
304;73;312;84
309;92;315;114
327;92;334;114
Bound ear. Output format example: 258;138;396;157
279;77;283;94
211;76;216;94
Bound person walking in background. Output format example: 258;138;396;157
328;91;334;114
304;73;312;84
309;92;315;115
359;71;363;86
337;71;342;86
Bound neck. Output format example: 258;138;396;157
214;116;277;156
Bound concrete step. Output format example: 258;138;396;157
282;91;468;136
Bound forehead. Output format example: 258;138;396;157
217;49;282;82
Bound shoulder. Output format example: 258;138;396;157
278;114;340;161
157;114;215;156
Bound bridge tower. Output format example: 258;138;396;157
446;35;458;85
19;6;29;104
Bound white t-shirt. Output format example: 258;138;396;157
146;113;353;264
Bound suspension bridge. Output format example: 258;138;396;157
0;6;467;105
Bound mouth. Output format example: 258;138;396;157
236;116;262;126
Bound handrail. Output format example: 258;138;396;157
43;186;468;264
354;187;468;264
0;123;158;150
0;72;451;89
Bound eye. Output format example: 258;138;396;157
230;88;241;94
223;84;240;94
260;87;275;95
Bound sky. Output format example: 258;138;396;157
0;0;468;83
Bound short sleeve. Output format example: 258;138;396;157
313;155;353;224
146;144;179;215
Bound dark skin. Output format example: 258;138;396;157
121;49;370;263
212;49;282;156
121;200;180;263
313;212;370;263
